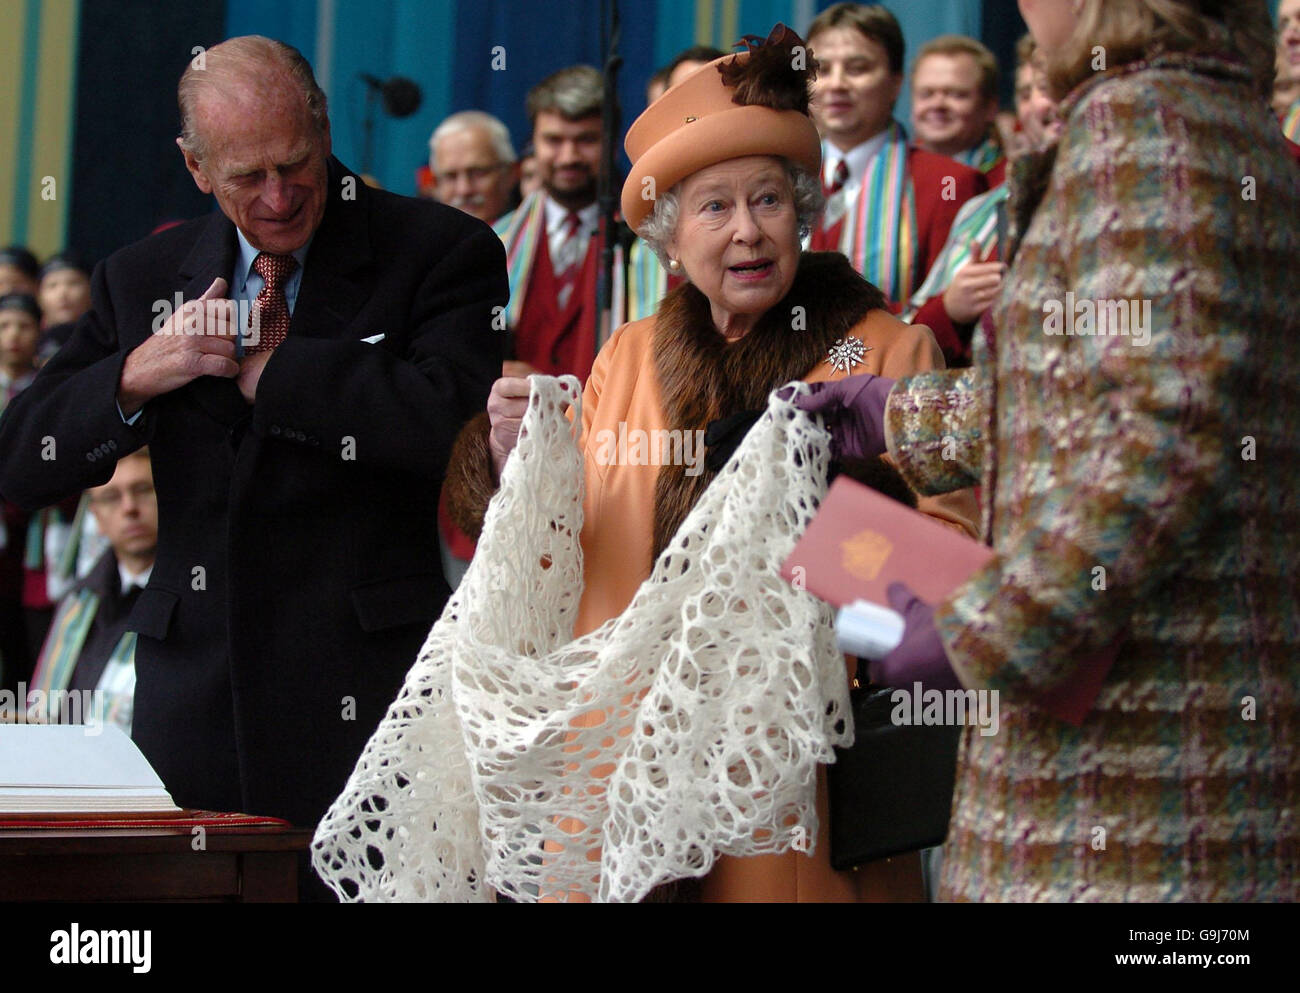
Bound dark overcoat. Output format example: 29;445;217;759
0;157;506;828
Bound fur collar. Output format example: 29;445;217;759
650;251;886;559
1006;146;1057;266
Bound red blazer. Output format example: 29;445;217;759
905;150;989;362
813;147;985;313
907;148;987;306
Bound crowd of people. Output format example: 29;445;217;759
0;0;1297;903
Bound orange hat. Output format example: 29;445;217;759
621;25;822;231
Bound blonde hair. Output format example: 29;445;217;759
913;35;999;104
1045;0;1274;100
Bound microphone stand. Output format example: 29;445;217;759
596;0;629;356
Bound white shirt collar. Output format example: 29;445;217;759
0;369;36;390
543;196;599;237
822;130;891;188
118;562;153;596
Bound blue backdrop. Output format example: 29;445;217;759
223;0;1005;195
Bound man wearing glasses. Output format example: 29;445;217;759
429;111;520;226
27;448;157;734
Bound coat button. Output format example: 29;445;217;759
270;425;281;436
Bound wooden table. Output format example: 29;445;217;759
0;824;313;902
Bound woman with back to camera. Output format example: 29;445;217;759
801;0;1300;901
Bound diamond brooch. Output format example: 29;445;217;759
827;335;870;373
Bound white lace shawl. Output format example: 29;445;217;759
312;375;850;902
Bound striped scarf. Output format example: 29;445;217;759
494;191;548;330
1283;100;1300;142
94;631;138;733
24;503;69;573
28;587;100;703
27;585;138;730
838;121;918;305
0;369;35;413
494;193;625;350
627;239;667;323
900;185;1008;322
952;133;1003;174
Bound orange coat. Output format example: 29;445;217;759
571;307;979;901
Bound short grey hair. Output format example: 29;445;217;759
178;36;328;163
526;65;604;125
429;110;517;166
637;160;824;270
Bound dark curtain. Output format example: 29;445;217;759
68;0;228;265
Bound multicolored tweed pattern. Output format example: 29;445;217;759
886;54;1300;901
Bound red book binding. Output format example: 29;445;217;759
781;476;993;609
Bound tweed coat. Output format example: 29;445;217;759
884;54;1300;901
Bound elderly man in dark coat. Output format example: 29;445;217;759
0;37;505;862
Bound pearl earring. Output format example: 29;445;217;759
668;258;681;272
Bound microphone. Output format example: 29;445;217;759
357;74;422;118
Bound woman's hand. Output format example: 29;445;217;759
487;376;531;480
793;373;896;461
867;583;962;691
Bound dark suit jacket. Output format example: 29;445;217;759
64;548;142;697
0;158;506;828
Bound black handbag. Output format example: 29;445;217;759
826;685;963;871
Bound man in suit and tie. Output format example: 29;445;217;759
494;65;606;383
0;36;505;891
807;4;985;314
28;447;158;734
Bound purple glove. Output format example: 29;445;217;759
792;374;895;462
867;582;962;691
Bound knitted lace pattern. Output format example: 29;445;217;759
312;375;849;902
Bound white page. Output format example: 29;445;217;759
0;724;169;792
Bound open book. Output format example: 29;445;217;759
0;724;180;816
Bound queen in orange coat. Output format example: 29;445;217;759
446;27;977;902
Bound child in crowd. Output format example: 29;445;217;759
0;293;42;692
0;292;40;405
0;246;40;298
36;252;93;365
37;253;92;329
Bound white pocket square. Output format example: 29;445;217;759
361;333;385;344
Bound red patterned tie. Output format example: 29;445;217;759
554;212;584;310
813;159;851;253
247;251;298;352
824;158;849;198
